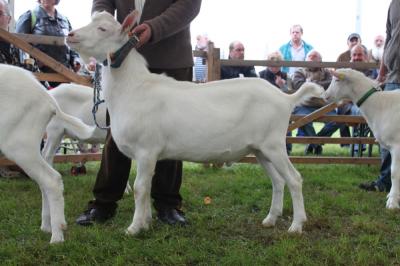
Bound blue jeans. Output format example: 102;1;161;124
375;83;400;191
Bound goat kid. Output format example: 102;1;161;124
67;11;325;236
324;68;400;209
42;83;106;165
42;83;132;193
0;65;95;243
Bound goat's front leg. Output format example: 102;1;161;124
126;156;157;236
386;149;400;209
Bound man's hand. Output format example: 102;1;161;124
132;23;152;48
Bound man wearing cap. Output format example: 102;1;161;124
337;33;362;62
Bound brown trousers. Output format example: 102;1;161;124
93;67;193;211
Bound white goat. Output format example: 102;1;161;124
67;11;324;236
324;68;400;209
0;64;95;243
42;83;106;165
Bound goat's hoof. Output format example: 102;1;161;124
126;222;149;236
288;223;303;234
125;226;141;236
262;216;277;227
386;198;400;209
41;224;52;233
50;233;64;244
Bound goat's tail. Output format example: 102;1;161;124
51;100;95;140
287;82;325;107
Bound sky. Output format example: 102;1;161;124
13;0;391;62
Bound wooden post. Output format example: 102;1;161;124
207;41;221;81
288;102;338;131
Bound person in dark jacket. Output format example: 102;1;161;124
75;0;202;227
259;51;289;91
220;41;257;79
15;0;81;87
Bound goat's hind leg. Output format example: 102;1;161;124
6;147;66;243
386;147;400;209
126;156;157;236
259;146;306;233
255;151;285;228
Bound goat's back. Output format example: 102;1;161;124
47;83;106;141
0;65;55;143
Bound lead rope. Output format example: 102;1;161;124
92;63;109;130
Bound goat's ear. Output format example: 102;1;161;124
330;70;345;81
121;10;140;34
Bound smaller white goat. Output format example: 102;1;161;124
324;68;400;209
67;11;325;236
0;65;95;243
42;83;106;165
42;84;132;193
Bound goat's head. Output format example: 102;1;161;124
67;11;139;64
323;68;365;103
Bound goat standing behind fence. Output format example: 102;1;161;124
324;68;400;209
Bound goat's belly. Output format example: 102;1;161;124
160;146;252;163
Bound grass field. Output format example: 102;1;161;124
1;141;399;265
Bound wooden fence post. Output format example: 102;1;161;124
207;41;221;81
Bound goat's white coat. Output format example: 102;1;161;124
324;69;400;209
67;11;325;235
0;65;95;243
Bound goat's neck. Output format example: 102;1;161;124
101;50;150;109
352;82;382;124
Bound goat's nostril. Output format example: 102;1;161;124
68;32;74;37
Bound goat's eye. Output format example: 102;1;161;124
98;27;106;32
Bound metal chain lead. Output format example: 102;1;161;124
92;63;109;130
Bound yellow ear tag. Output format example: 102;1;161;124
338;73;345;80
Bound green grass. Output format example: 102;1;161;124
1;145;398;265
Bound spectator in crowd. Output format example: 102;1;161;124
337;33;361;62
279;24;313;77
15;0;81;88
291;50;333;155
193;33;209;83
220;41;257;79
259;51;289;91
359;0;400;192
75;0;202;227
368;34;385;64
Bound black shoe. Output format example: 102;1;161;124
314;145;323;155
359;181;384;192
76;205;116;226
305;144;314;155
157;209;187;226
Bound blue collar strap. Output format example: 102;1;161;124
103;34;140;68
356;87;380;107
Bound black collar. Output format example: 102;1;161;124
356;87;380;107
103;34;140;68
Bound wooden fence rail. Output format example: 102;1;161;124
0;36;380;167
